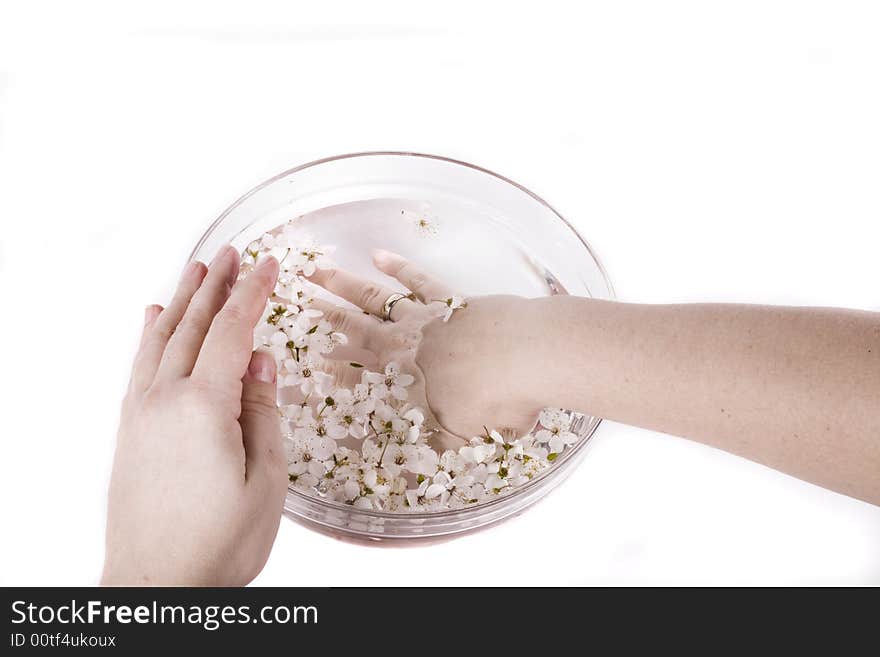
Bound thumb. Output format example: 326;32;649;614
241;349;285;483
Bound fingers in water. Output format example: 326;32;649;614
307;297;383;350
371;249;454;302
307;266;417;319
316;358;366;389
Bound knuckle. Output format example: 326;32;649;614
322;361;341;379
141;384;173;410
187;379;220;404
178;305;214;333
243;393;278;419
408;272;428;292
217;304;245;326
327;308;346;327
338;315;356;335
150;321;175;342
172;319;195;338
390;331;410;348
181;384;214;408
359;284;383;310
389;257;407;275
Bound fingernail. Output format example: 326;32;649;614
180;260;201;281
210;244;231;263
143;305;161;326
255;254;279;276
371;248;393;267
223;247;241;284
248;350;276;384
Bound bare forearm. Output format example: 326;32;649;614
530;297;880;505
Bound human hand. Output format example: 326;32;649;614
307;250;545;444
103;247;287;586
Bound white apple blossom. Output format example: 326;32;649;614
275;273;307;302
294;319;346;356
434;295;467;322
282;357;333;396
364;361;415;401
404;209;441;238
328;388;371;439
242;240;262;268
535;408;578;455
289;242;336;277
283;306;324;336
460;441;497;465
292;406;348;446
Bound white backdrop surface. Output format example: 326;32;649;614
0;1;878;585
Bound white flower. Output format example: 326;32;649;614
361;438;383;464
293;406;348;444
408;211;440;237
401;407;425;442
380;442;438;476
284;306;324;336
402;407;424;426
535;408;578;454
328;389;371;439
288;469;319;491
289;242;336;277
375;441;403;475
484;473;509;492
242;239;264;267
460;441;496;465
275;273;307;302
254;304;289;346
404;488;424;511
280;403;310;434
283;357;333;396
405;444;439;475
424;481;447;500
287;444;327;490
294;319;346;356
514;433;549;462
400;207;441;237
342;478;360;502
369;400;410;438
365;361;415;401
268;329;294;361
439;449;465;474
406;467;459;509
435;296;467;322
344;465;392;510
302;434;337;462
424;469;472;507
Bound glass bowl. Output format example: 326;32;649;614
190;152;614;542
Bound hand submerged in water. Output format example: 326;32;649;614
307;250;548;446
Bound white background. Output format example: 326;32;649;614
1;1;878;585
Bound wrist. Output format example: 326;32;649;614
521;295;601;411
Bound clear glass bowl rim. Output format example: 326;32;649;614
191;150;614;524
